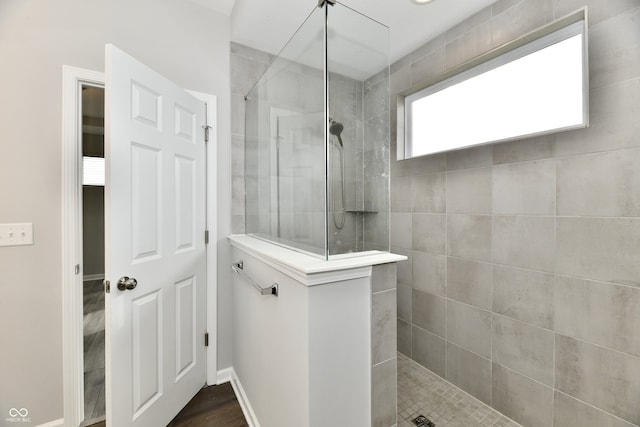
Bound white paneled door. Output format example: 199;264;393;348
105;44;207;427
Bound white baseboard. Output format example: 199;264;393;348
217;367;260;427
216;367;233;384
83;274;104;281
36;418;64;427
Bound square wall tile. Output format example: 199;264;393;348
554;77;640;157
372;263;397;293
492;363;554;427
412;251;446;296
492;159;555;215
492;265;554;329
412;289;446;338
412;326;446;378
446;299;491;358
553;0;640;27
554;391;637;427
446;257;492;310
447;214;492;262
491;0;553;47
392;246;412;286
398;319;411;356
492;215;555;272
232;176;245;216
588;6;640;89
557;149;640;217
445;21;494;70
446;145;493;170
492;0;522;16
492;135;554;165
411;48;446;86
397;283;412;322
445;342;492;404
556;217;640;288
446;167;492;214
231;134;244;176
390;60;411;96
390;213;412;250
231;94;246;136
391;175;412;212
372;290;397;365
412;214;446;254
230;42;273;64
399;153;447;178
230;53;270;95
232;214;245;234
411;172;446;213
555;334;640;425
555;275;640;358
492;314;554;385
445;8;493;43
372;357;397;427
410;34;445;64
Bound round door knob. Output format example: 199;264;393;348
117;276;137;291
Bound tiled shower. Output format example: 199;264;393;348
390;0;640;426
231;0;640;426
238;3;390;258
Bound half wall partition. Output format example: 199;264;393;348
244;1;390;258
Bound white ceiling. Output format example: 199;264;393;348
189;0;236;16
226;0;499;65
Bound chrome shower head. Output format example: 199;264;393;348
329;119;344;148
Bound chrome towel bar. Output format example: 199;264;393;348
231;260;279;297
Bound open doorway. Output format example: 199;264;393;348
62;60;218;427
80;84;105;427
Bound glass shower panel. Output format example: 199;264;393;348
245;1;390;259
327;4;390;256
245;7;327;256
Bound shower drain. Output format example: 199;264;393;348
412;414;435;427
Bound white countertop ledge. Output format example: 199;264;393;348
229;234;407;286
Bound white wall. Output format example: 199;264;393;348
0;1;232;424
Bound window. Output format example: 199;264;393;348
83;156;105;186
398;10;588;159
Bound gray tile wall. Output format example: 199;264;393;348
391;1;640;426
230;43;274;234
371;263;398;427
231;42;390;255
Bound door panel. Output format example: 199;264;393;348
131;82;162;129
131;143;161;261
175;156;196;252
174;104;196;143
105;44;206;427
131;290;162;418
175;276;196;380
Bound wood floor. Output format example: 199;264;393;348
82;280;247;427
88;382;248;427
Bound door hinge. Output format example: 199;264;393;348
203;125;212;143
204;229;209;245
104;280;110;294
75;264;80;275
204;332;209;347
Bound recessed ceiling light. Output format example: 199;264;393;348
411;0;434;4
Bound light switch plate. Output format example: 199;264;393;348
0;223;34;247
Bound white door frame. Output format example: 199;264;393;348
186;90;219;388
61;65;217;427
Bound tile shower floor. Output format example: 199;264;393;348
398;353;521;427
